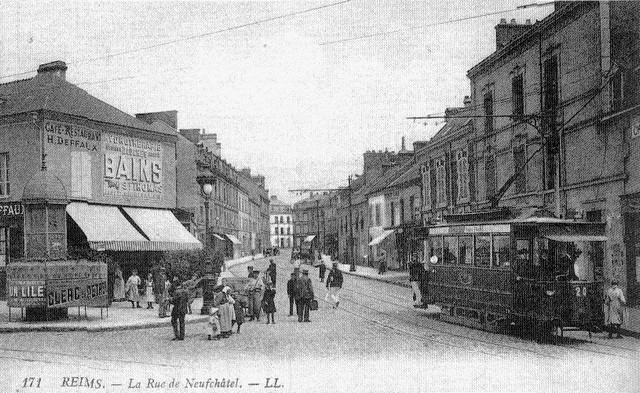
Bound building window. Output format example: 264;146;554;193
280;228;284;235
456;149;469;203
0;227;7;267
375;204;381;226
409;196;415;221
399;199;404;224
513;142;527;194
435;158;446;206
389;202;395;226
287;216;290;223
512;72;524;117
421;164;431;210
0;153;9;197
483;90;494;133
485;155;496;200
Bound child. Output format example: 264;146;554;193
263;282;276;324
231;293;246;334
208;307;221;340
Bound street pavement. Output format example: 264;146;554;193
0;250;638;393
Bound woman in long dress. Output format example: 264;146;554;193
113;267;125;301
214;286;235;338
125;270;142;308
145;273;155;309
605;280;626;339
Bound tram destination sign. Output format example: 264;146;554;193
429;224;511;235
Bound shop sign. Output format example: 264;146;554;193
46;279;108;308
102;133;163;201
0;202;24;217
6;260;108;308
44;120;101;152
632;116;640;140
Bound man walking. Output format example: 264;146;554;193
326;263;343;308
170;281;189;340
268;259;277;287
287;272;297;316
244;270;265;321
295;267;314;322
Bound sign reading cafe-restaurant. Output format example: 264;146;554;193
102;133;163;200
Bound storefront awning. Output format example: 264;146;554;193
545;235;608;242
226;234;242;244
67;202;149;251
304;235;316;242
123;207;202;251
213;234;225;241
369;229;394;246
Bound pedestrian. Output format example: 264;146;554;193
215;286;235;338
247;266;254;278
605;280;626;339
244;270;265;322
207;307;221;340
113;266;125;301
325;263;343;308
263;281;276;324
295;267;314;322
158;274;171;318
409;256;423;307
287;272;297;316
268;259;277;287
170;280;189;341
145;273;155;309
378;251;387;275
184;273;201;314
125;269;142;308
319;259;327;283
231;292;246;334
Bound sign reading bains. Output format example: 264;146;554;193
103;133;163;200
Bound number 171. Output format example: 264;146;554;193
22;377;41;388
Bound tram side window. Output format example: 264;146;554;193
430;236;443;264
443;236;458;264
515;239;534;278
492;235;510;268
458;236;473;264
475;235;491;267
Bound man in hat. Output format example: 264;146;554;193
170;280;190;340
287;272;297;316
295;267;314;322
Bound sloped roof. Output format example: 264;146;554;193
388;160;422;188
0;73;161;133
269;196;289;207
429;114;472;145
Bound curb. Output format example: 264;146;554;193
339;269;411;289
0;315;209;334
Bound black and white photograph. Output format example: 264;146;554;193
0;1;638;392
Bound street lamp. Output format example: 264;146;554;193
197;175;217;315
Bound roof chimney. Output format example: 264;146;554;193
495;19;533;50
401;136;406;150
37;61;67;80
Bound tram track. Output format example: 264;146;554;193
237;256;637;361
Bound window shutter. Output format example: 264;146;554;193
450;152;458;206
429;159;437;208
468;145;476;202
444;152;451;206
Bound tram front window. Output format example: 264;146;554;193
475;235;491;267
430;237;443;264
459;236;473;265
443;236;458;264
492;235;510;268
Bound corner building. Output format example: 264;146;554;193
0;61;201;299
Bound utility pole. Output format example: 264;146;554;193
315;199;320;256
348;175;355;272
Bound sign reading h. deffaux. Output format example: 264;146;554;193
44;120;101;152
0;202;24;216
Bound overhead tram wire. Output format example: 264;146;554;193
0;0;351;81
319;2;554;46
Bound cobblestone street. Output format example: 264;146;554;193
0;251;638;393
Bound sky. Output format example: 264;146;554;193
0;0;553;204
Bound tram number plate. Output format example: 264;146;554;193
574;286;587;297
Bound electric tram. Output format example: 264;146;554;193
424;209;606;339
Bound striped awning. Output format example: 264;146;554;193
304;235;316;242
226;234;242;244
213;234;225;241
66;202;149;251
369;229;395;246
123;207;203;251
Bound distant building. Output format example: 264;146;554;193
269;196;293;248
